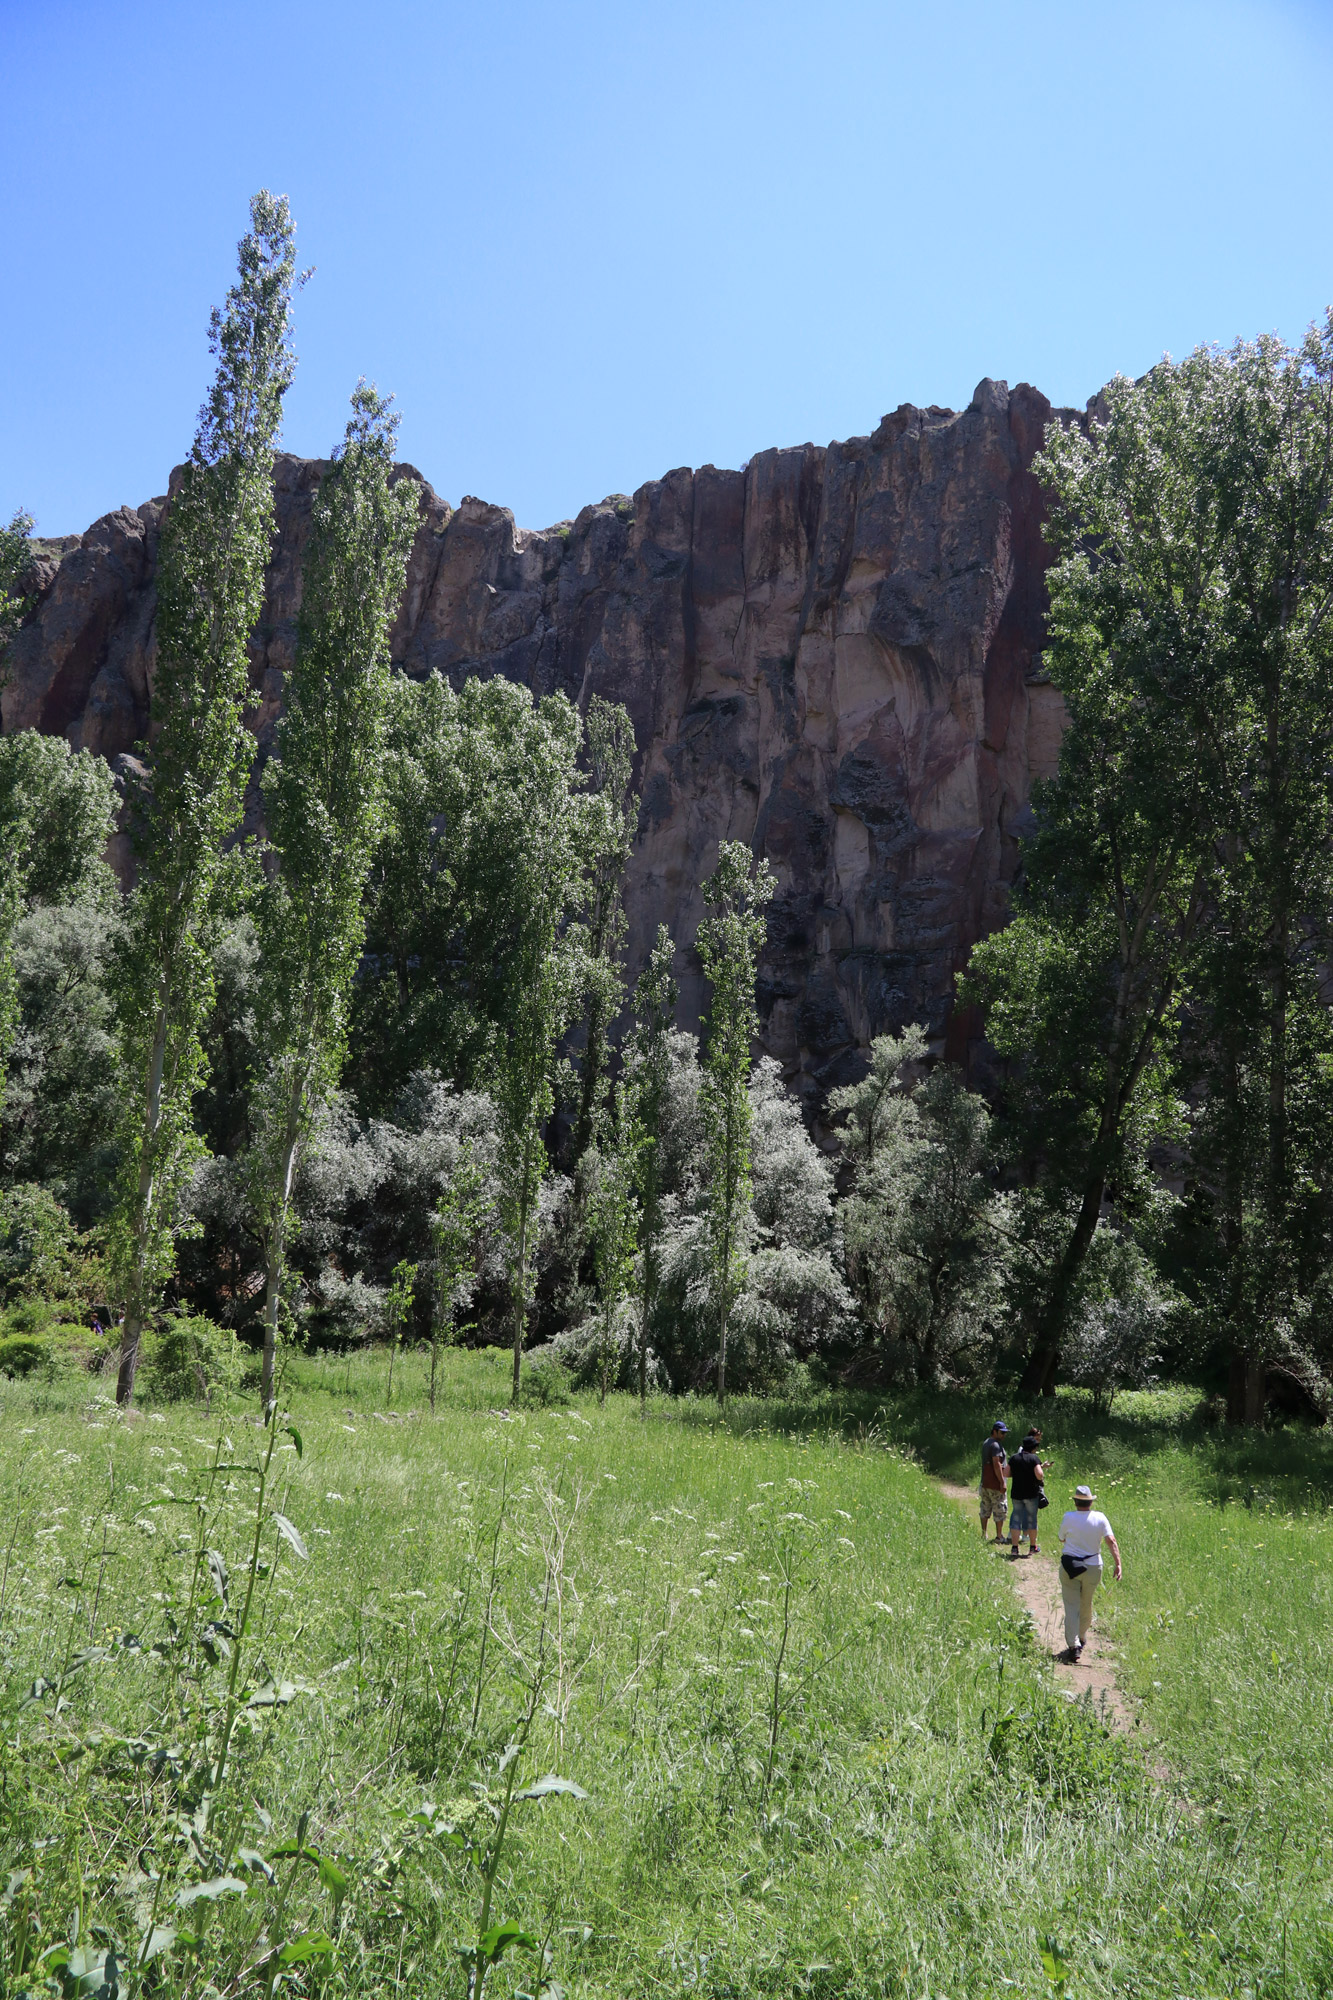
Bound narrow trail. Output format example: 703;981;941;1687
938;1481;1133;1733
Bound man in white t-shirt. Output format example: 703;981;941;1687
1057;1484;1121;1663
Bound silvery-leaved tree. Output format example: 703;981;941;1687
111;191;298;1407
697;840;775;1405
249;384;419;1405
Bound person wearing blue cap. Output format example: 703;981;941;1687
978;1420;1010;1543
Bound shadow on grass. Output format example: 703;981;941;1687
648;1379;1333;1512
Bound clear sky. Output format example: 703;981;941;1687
4;0;1332;537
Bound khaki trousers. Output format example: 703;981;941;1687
1060;1563;1100;1649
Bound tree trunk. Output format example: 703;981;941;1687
115;1306;143;1407
717;1205;730;1408
1018;1168;1106;1398
510;1133;534;1405
639;1253;652;1414
1226;1348;1266;1427
115;1003;170;1406
260;1074;304;1410
571;984;606;1168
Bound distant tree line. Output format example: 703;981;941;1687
4;193;1333;1427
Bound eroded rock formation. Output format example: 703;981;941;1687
5;378;1070;1110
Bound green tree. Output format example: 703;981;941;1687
249;384;419;1405
963;353;1230;1396
486;688;590;1403
696;841;775;1404
569;697;637;1165
1179;321;1333;1421
0;508;34;665
626;923;677;1410
110;191;298;1406
0;733;117;1119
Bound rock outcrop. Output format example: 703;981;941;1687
5;378;1070;1112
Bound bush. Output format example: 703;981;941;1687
0;1334;51;1378
1;1297;54;1338
517;1355;573;1408
0;1184;79;1303
138;1313;243;1406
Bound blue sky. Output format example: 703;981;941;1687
4;0;1332;536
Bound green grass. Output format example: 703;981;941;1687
1;1351;1331;1995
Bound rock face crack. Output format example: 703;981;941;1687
7;381;1072;1114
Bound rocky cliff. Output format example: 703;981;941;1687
4;377;1070;1113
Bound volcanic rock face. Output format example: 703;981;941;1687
5;378;1069;1111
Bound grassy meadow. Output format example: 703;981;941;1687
1;1349;1331;1997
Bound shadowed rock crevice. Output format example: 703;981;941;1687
5;380;1073;1114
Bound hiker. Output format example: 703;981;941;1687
1057;1483;1121;1662
978;1420;1010;1543
1007;1427;1046;1559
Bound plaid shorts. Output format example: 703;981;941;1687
978;1487;1008;1524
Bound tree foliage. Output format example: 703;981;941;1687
249;383;419;1402
832;1026;1008;1384
110;190;298;1405
0;507;34;666
697;841;775;1403
0;732;117;1120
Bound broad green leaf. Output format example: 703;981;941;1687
1041;1936;1070;1987
283;1424;303;1458
271;1513;308;1559
478;1918;539;1964
236;1848;275;1883
514;1774;589;1801
277;1932;335;1965
205;1549;229;1602
318;1853;349;1904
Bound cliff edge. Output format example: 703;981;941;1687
4;378;1071;1110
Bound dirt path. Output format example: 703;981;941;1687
939;1481;1132;1731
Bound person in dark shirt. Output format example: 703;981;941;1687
978;1421;1010;1543
1007;1428;1045;1559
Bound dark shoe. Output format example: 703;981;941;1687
1060;1647;1078;1664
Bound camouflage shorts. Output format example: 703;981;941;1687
978;1487;1008;1525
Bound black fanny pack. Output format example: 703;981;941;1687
1061;1553;1095;1579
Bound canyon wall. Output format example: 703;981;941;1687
4;377;1070;1114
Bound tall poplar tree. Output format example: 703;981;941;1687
569;697;637;1164
112;192;298;1406
697;841;775;1405
249;385;419;1405
468;682;589;1404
